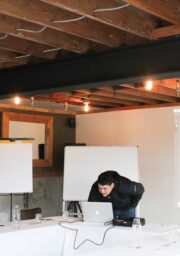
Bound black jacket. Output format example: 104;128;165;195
88;171;144;211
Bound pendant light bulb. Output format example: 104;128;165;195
14;96;21;105
84;101;90;112
145;80;153;91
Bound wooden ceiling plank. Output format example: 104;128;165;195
0;35;58;59
71;91;127;106
115;86;179;103
68;92;121;107
123;0;180;24
153;24;180;39
40;0;156;39
0;0;127;48
89;88;160;105
111;86;160;104
140;83;180;98
49;92;121;107
0;15;89;53
0;49;29;64
101;85;178;105
40;94;112;108
77;89;142;106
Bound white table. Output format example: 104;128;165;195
0;217;180;256
0;217;66;256
81;228;180;256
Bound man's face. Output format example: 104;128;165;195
98;183;114;197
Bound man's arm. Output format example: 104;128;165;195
117;177;145;208
130;182;144;207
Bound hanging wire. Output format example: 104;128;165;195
94;3;130;12
52;15;86;23
43;47;62;53
15;54;31;59
0;34;8;40
16;26;47;34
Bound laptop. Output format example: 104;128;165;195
81;202;113;223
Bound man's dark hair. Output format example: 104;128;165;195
97;171;115;186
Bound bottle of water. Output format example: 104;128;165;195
13;205;21;228
132;217;142;248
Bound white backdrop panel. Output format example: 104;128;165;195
0;142;32;193
63;146;139;201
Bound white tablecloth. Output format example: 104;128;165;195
81;227;180;256
0;218;66;256
0;217;180;256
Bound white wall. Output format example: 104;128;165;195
76;107;180;224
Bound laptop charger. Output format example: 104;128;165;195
113;217;145;227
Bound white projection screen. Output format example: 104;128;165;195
0;140;33;193
63;146;139;201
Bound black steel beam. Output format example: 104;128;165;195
0;37;180;98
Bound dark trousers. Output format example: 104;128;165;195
114;207;135;218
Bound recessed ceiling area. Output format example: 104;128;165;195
0;78;179;114
0;0;179;113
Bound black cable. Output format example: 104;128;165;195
58;220;114;250
104;220;113;226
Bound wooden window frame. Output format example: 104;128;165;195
2;112;53;168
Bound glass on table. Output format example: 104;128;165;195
132;217;142;249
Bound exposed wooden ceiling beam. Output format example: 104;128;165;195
123;0;180;24
0;15;90;54
153;24;180;39
76;89;142;106
90;88;160;105
60;91;121;107
154;78;179;89
50;92;121;108
40;0;156;39
41;93;113;108
0;49;30;64
113;85;179;103
0;35;59;59
140;83;180;98
0;0;128;48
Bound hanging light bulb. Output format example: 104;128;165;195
14;96;21;105
176;80;180;96
145;80;153;91
84;101;90;112
64;101;68;111
30;96;34;106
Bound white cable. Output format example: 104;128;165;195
0;60;6;63
0;34;8;40
16;26;47;34
52;16;85;23
94;3;130;12
15;54;31;59
43;47;62;53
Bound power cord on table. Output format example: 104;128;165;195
58;220;114;250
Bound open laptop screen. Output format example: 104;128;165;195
81;202;113;223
